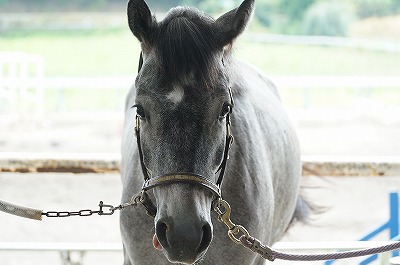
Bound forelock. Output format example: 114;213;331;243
150;7;221;89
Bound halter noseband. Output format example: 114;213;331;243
134;53;234;217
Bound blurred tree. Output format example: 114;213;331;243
180;0;234;13
199;0;234;13
303;1;354;36
148;0;180;10
393;0;400;12
278;0;315;22
180;0;203;6
254;0;278;27
0;0;178;12
354;0;400;18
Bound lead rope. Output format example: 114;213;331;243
240;236;400;262
213;198;400;262
3;196;400;262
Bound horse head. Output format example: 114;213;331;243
126;0;254;263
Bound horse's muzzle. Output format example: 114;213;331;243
155;215;213;264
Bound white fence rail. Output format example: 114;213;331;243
0;241;397;265
1;52;400;114
245;33;400;53
0;52;45;119
26;75;400;113
29;76;399;90
271;76;400;88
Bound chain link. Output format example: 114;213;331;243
42;193;143;218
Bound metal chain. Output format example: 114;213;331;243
212;197;400;262
42;193;144;218
9;189;400;261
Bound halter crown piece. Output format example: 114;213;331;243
134;53;234;217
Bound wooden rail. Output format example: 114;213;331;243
1;153;400;176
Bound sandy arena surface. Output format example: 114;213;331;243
1;173;400;265
0;111;400;264
0;109;399;156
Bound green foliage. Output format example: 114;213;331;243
254;0;279;27
198;0;232;14
303;1;354;36
180;0;204;6
254;0;317;35
179;0;237;14
354;0;400;18
393;0;400;13
278;0;315;22
0;0;131;11
2;0;400;36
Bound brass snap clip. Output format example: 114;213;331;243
213;198;250;244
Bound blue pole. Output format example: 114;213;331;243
389;190;400;257
327;190;400;265
360;254;377;265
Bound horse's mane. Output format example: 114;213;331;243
152;7;221;89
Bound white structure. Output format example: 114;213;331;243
0;52;45;121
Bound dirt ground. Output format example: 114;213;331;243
1;173;400;265
0;109;400;156
1;110;400;264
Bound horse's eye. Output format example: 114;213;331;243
133;104;146;119
219;102;232;119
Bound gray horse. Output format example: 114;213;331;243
120;0;308;264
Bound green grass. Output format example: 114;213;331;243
0;29;141;77
235;39;400;76
2;29;400;77
1;29;400;111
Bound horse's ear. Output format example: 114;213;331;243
127;0;157;45
214;0;255;47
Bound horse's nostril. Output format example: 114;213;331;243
197;223;212;253
156;221;170;248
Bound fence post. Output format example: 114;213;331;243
389;190;400;257
326;190;400;265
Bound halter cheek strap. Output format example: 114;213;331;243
138;52;143;73
216;102;234;187
135;115;150;181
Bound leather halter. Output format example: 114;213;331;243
134;52;234;217
142;173;221;197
